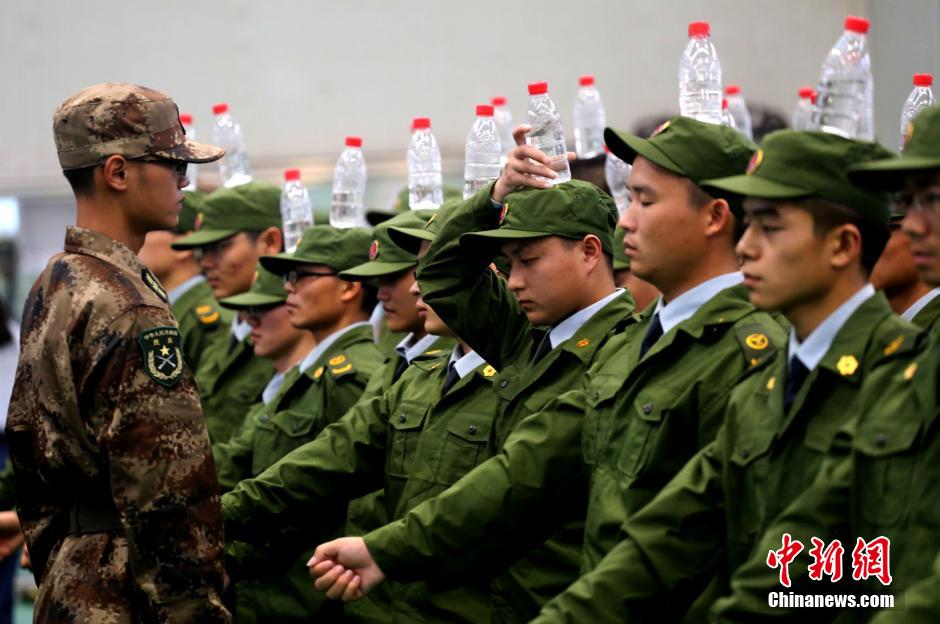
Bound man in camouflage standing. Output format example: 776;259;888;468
5;83;230;622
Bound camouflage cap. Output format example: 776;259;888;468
341;209;436;279
604;116;756;217
612;226;631;271
261;225;372;275
702;130;895;224
173;190;207;234
172;181;282;249
219;264;287;309
847;104;940;191
53;82;223;170
459;180;618;257
366;185;463;225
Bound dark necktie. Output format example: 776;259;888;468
393;355;409;383
784;357;810;412
229;334;240;354
639;313;664;358
442;362;461;394
531;333;553;365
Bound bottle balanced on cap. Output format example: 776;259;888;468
408;117;444;209
679;21;723;125
211;102;253;188
526;81;571;185
332;136;367;227
492;96;514;166
573;75;607;158
281;169;313;252
811;15;873;139
464;105;502;199
900;73;934;151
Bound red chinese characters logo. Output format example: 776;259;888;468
767;533;804;587
767;535;891;587
851;537;892;586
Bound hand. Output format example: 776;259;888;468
20;543;30;570
307;537;386;602
0;512;23;562
491;124;576;203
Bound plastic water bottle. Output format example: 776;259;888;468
281;169;313;252
900;74;935;151
604;146;632;216
721;99;738;130
724;84;753;140
792;87;816;130
526;81;571;184
492;96;514;166
211;103;253;187
180;113;197;191
407;118;443;209
331;136;367;228
573;75;607;158
811;16;872;139
464;105;502;199
679;21;723;125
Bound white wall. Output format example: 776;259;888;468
9;0;938;199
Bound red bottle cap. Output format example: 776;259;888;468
844;16;870;34
345;136;362;147
688;21;710;37
722;98;729;110
914;73;933;87
579;75;595;87
798;86;815;98
212;103;229;115
284;169;301;182
725;84;741;95
528;81;549;96
179;113;193;125
412;117;431;130
491;96;507;106
476;105;494;117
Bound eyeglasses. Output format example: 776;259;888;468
243;304;283;317
133;156;189;177
284;268;337;285
891;192;940;215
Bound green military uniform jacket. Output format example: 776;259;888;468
214;323;381;624
171;276;232;372
709;339;936;623
222;347;500;623
531;293;925;624
364;189;638;621
195;331;274;444
911;291;940;335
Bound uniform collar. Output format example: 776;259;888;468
261;370;286;404
299;321;372;373
788;284;876;372
548;288;624;350
396;333;440;363
901;287;940;322
64;226;146;278
654;272;743;335
448;345;487;379
168;274;206;305
230;316;252;342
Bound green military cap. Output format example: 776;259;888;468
612;227;630;271
366;185;463;226
847;104;940;191
261;225;372;275
459;180;618;256
702;130;895;224
173;190;207;234
218;265;287;309
387;203;458;254
604;116;756;217
172;181;282;249
341;210;436;279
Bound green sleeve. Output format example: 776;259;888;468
222;392;391;543
533;440;728;624
416;188;533;369
364;389;587;580
211;404;260;492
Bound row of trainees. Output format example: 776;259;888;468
6;81;940;623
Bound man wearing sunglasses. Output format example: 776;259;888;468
6;83;230;621
213;225;382;622
172;182;283;444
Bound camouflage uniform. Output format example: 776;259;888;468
5;83;229;622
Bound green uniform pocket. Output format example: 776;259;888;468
617;387;678;478
436;411;494;486
386;401;428;478
853;416;923;527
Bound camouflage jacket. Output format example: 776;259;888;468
6;226;229;622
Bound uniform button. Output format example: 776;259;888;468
740;449;750;459
594;390;601;400
642;403;653;415
499;380;509;389
399;414;406;423
875;434;887;448
260;414;269;423
292;422;302;433
467;425;478;435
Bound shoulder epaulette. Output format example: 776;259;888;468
732;323;779;369
326;353;356;378
193;303;222;327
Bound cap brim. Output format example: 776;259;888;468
388;226;435;255
340;260;416;279
701;174;813;200
366;210;395;226
171;228;239;249
847;156;940;191
259;252;308;276
604;127;687;177
219;293;285;310
460;228;551;255
153;138;225;164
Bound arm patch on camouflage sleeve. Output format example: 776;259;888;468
139;326;185;387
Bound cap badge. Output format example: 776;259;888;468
576;338;591;348
746;149;764;175
482;365;497;378
195;212;204;230
369;239;380;260
498;202;509;225
650;120;671;138
745;333;769;350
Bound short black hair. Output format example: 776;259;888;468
62;166;97;197
797;197;889;275
685;180;746;243
358;282;378;315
